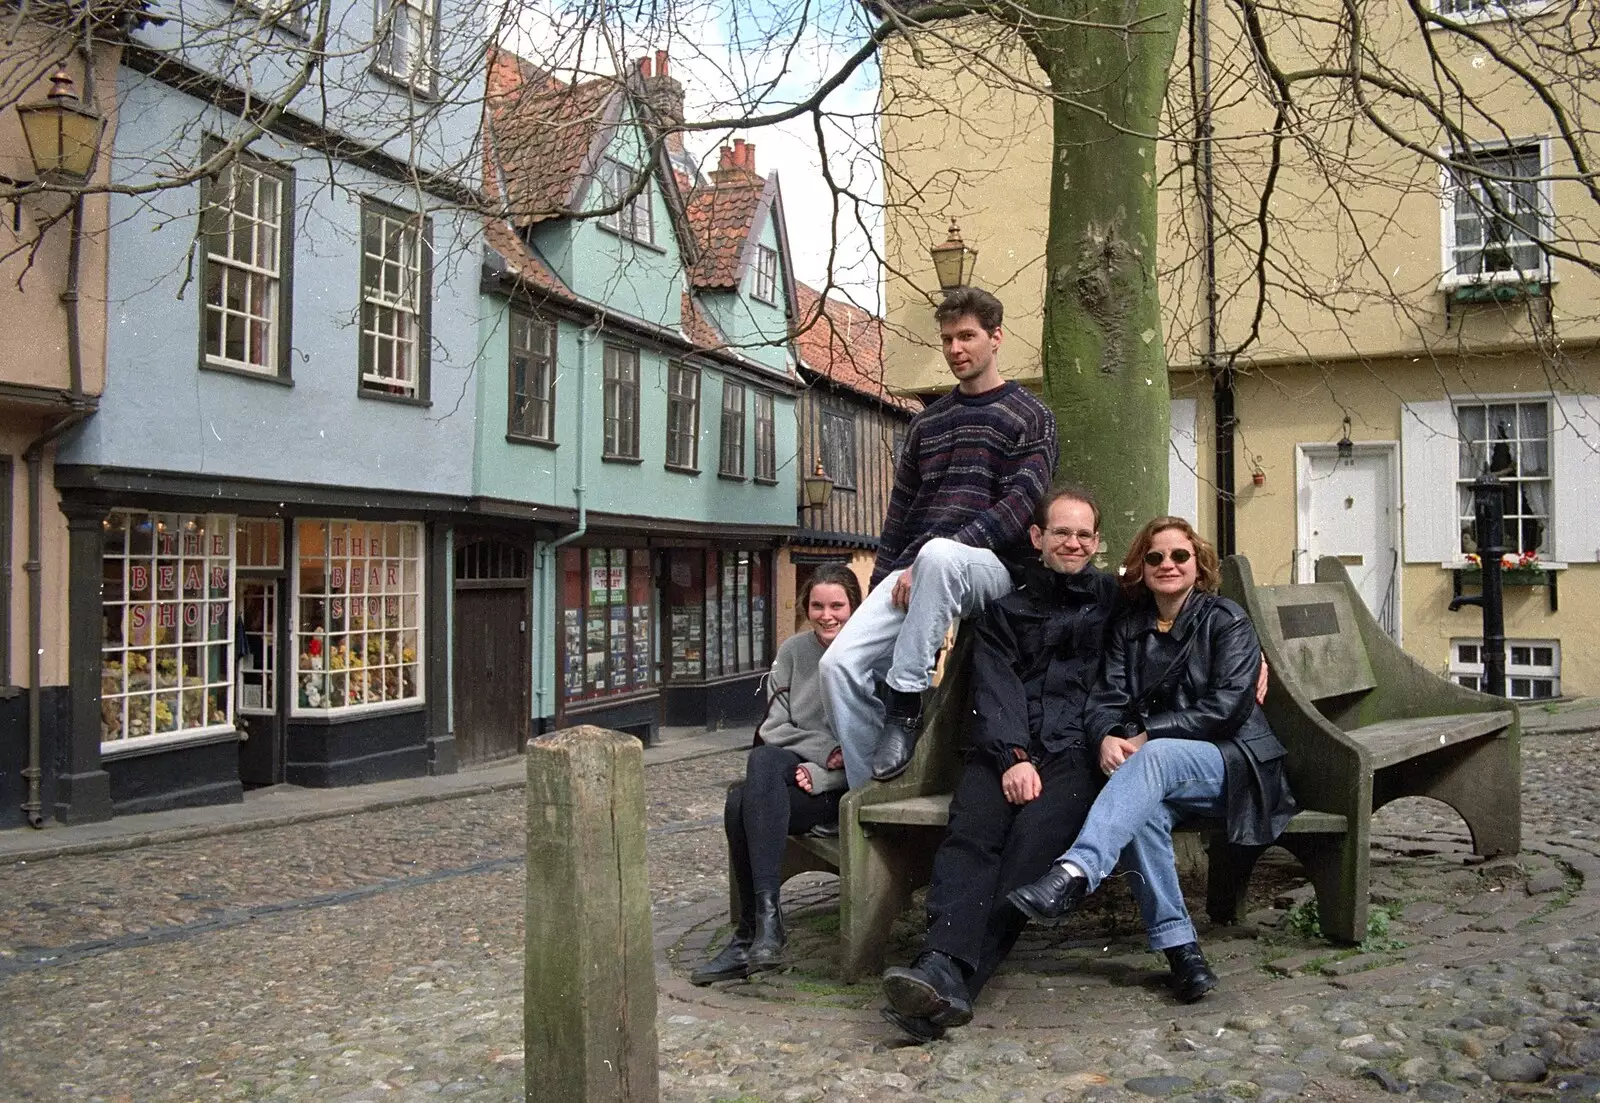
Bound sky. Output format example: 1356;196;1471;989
504;0;886;312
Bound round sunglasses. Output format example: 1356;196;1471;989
1143;548;1193;567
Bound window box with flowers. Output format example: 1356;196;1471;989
1450;552;1563;612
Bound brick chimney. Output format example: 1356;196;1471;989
711;139;760;184
638;49;685;155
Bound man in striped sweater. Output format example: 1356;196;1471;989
820;287;1059;787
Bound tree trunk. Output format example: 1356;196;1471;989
1029;0;1184;558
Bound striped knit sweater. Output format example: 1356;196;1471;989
871;381;1058;587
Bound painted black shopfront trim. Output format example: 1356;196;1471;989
52;469;458;825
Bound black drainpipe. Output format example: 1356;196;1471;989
1196;0;1236;556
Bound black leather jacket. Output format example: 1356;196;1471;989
1084;590;1297;847
968;561;1120;776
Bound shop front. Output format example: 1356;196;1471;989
57;481;452;822
552;537;778;739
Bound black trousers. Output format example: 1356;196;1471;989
726;744;843;902
922;748;1100;997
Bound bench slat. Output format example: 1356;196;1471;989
1345;710;1515;770
855;795;1347;837
858;794;953;826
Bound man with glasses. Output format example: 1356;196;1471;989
821;286;1058;787
878;485;1115;1043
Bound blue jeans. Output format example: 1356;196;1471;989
1059;738;1227;952
818;539;1013;788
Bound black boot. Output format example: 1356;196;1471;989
881;1006;945;1044
1164;942;1218;1003
871;687;923;781
1005;862;1088;927
690;928;752;985
882;950;973;1028
746;889;786;970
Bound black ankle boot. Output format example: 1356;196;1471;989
1164;942;1218;1003
871;687;924;781
690;929;752;985
882;950;973;1027
1005;863;1088;927
746;889;786;970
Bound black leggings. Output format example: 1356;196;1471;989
726;744;843;898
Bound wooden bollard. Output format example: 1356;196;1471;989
526;725;658;1102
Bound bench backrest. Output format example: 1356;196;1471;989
1249;581;1377;703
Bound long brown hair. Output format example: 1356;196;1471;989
1119;516;1221;603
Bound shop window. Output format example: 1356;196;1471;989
293;520;423;713
1450;638;1560;699
559;547;654;703
101;511;236;748
668;548;770;680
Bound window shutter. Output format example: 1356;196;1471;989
1168;398;1199;525
1400;399;1459;563
1552;394;1600;564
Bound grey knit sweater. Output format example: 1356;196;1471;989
757;631;847;793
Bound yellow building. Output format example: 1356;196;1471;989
881;6;1600;698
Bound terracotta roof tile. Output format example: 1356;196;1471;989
484;218;572;297
794;283;915;411
486;48;621;226
684;177;766;288
681;292;725;348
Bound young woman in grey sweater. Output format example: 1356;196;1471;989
691;563;862;985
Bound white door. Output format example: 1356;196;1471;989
1298;444;1400;639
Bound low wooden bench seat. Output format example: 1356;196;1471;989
728;555;1519;980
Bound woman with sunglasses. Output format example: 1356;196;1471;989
1006;516;1296;1003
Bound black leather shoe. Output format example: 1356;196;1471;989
1005;863;1088;927
1164;942;1218;1003
882;950;973;1028
746;889;786;970
881;1006;945;1044
870;714;922;781
690;935;751;985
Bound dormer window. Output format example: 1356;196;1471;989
752;244;778;304
599;159;655;245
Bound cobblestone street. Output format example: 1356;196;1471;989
5;719;1600;1102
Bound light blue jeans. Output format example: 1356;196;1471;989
1059;738;1228;951
819;538;1012;789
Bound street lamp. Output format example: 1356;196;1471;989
17;70;106;184
802;460;834;512
929;219;978;291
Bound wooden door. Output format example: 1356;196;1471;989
453;586;529;765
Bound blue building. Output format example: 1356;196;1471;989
49;0;487;820
460;50;801;756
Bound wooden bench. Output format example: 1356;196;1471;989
731;554;1518;978
1219;554;1520;943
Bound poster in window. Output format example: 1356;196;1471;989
752;596;766;665
609;548;628;604
589;565;609;607
585;614;606;651
586;650;606;690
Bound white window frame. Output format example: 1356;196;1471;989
373;0;437;92
360;203;425;399
1454;398;1553;558
599;159;654;245
1438;138;1554;290
751;245;779;304
202;157;288;376
1431;0;1556;25
1449;638;1560;700
100;511;237;755
292;520;426;717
